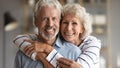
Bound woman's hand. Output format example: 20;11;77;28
57;58;82;68
23;39;54;56
23;40;54;68
36;52;54;68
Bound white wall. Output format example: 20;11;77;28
0;0;120;68
0;0;24;68
108;0;120;68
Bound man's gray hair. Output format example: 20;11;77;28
33;0;62;18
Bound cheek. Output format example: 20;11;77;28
79;28;83;34
55;20;60;27
77;23;84;33
60;26;65;35
75;26;82;34
56;23;60;27
60;24;66;31
37;23;44;28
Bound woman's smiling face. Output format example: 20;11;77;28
60;13;84;44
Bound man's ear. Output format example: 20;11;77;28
34;18;38;27
34;20;37;27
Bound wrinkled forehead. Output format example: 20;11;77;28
36;6;60;18
62;12;83;22
36;5;61;18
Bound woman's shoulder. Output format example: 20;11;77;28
80;35;101;48
84;36;101;43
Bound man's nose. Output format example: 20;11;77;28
47;19;54;27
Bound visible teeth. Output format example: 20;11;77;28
64;32;73;36
46;29;53;32
45;28;54;34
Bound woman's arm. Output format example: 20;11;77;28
55;36;101;68
13;34;82;68
13;34;37;51
57;57;82;68
14;34;96;68
13;34;54;67
76;36;101;68
13;34;63;60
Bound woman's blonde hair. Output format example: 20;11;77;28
62;4;93;39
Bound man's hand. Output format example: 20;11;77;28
57;58;82;68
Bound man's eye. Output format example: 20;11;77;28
52;17;56;21
42;17;48;21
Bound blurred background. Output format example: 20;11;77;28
0;0;120;68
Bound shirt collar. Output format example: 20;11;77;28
54;35;63;48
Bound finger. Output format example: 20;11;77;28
57;64;62;68
57;61;69;68
24;45;32;52
57;58;73;66
34;42;46;52
38;52;47;58
24;45;34;55
59;57;73;63
25;47;34;55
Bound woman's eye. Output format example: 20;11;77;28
72;22;77;25
62;21;68;24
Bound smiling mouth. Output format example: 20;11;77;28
46;29;53;34
64;32;74;36
45;27;55;34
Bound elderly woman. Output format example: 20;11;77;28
57;3;101;68
13;3;101;68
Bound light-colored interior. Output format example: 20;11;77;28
0;0;120;68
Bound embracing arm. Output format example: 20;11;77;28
76;36;101;68
13;34;83;68
13;34;55;67
13;34;63;61
13;34;37;51
48;36;101;68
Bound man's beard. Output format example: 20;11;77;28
39;27;59;41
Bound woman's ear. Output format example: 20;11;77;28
80;23;84;34
82;26;85;34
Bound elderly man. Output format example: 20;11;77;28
14;0;81;68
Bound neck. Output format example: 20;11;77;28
44;38;56;45
73;39;83;47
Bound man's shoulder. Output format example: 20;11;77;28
15;50;43;68
15;50;31;60
84;36;101;42
15;50;26;58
